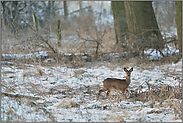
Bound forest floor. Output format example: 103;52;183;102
1;52;182;122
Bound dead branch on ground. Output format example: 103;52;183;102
1;91;42;100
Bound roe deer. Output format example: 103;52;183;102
97;67;133;101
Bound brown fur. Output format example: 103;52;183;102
97;67;133;101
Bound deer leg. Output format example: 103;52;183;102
97;88;106;101
106;90;111;100
124;87;129;99
121;90;126;101
125;87;129;94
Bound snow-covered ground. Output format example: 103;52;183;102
1;57;182;122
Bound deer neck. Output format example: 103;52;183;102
126;77;131;84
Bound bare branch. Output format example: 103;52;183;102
20;18;57;54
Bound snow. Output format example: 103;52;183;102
1;38;181;122
1;51;49;60
1;57;182;122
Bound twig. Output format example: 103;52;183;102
121;30;140;38
141;28;161;36
38;107;57;122
1;84;16;93
20;18;57;54
81;38;98;42
69;6;92;15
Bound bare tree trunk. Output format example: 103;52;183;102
12;1;19;32
79;1;83;16
111;1;128;45
2;1;8;26
124;1;162;39
57;20;62;47
63;1;68;19
124;1;164;55
48;1;55;16
175;1;182;58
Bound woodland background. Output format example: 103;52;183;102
1;1;182;122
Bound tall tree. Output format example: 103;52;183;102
175;1;182;58
111;1;128;45
2;1;8;26
63;1;68;19
7;1;19;32
124;1;164;50
47;1;55;16
79;1;83;16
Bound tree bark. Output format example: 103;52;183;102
2;1;8;26
124;2;163;46
79;1;83;16
57;20;62;47
111;1;128;44
12;1;19;32
124;1;165;57
48;1;55;16
175;1;182;58
63;1;68;19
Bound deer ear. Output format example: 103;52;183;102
129;67;133;72
124;68;127;72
